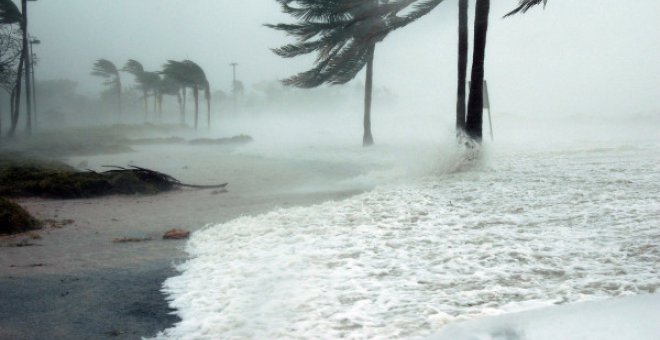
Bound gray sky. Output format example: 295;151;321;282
23;0;660;118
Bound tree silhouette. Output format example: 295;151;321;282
91;59;122;119
162;60;211;130
123;59;161;121
268;0;441;146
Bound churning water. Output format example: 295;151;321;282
154;119;660;339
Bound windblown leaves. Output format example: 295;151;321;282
268;0;447;88
504;0;548;18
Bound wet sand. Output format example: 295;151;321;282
0;146;369;339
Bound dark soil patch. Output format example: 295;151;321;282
0;197;41;235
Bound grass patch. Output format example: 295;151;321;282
0;197;41;235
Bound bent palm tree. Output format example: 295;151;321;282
269;0;449;146
158;75;184;123
91;59;122;118
123;59;160;121
268;0;385;146
161;60;211;130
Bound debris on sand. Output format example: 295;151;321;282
0;197;41;235
163;229;190;240
0;154;228;199
112;237;153;244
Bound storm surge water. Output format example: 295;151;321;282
154;117;660;339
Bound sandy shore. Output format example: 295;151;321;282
0;145;370;339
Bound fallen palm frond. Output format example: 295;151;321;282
0;156;227;199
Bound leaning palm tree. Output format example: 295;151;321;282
464;0;490;142
268;0;388;146
157;74;184;123
161;60;211;130
268;0;446;146
123;59;160;121
91;59;122;118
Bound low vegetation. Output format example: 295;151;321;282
0;197;40;235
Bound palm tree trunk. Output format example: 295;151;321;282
206;94;211;129
466;0;490;142
363;44;375;147
182;87;187;124
193;86;199;130
116;78;122;121
456;0;469;135
143;90;148;122
153;90;157;116
158;94;163;122
9;52;25;137
177;92;184;124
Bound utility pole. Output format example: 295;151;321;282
230;62;238;113
29;38;40;130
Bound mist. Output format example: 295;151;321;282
1;1;659;339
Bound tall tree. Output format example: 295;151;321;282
123;59;160;121
91;59;122;119
268;0;388;146
268;0;448;146
465;0;490;142
456;0;468;134
161;60;211;130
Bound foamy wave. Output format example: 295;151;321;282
154;145;659;339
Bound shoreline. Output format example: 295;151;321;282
0;145;372;339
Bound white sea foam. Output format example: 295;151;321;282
155;138;660;339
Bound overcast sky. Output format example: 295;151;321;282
22;0;660;118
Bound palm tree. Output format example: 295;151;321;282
161;60;211;130
157;74;184;123
268;0;384;146
456;0;468;135
123;59;160;121
91;59;122;119
268;0;449;146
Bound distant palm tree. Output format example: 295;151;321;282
91;59;122;118
157;74;184;123
123;59;160;121
161;60;211;129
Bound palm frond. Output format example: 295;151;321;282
0;0;22;25
504;0;547;18
122;59;145;76
91;59;119;78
